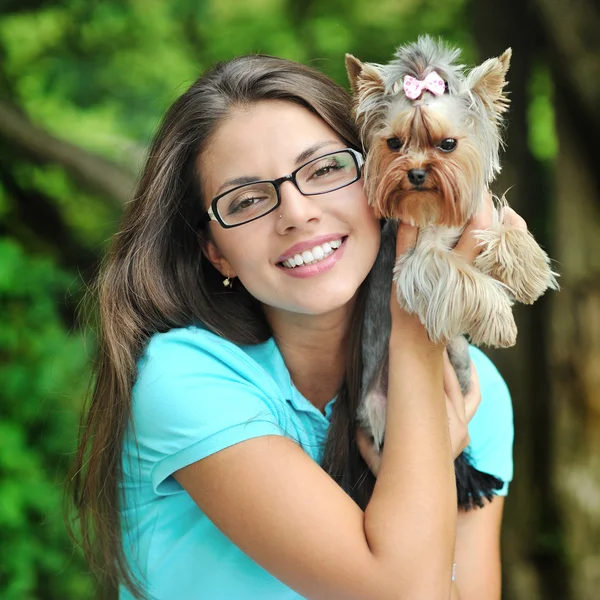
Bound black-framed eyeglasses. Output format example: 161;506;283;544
198;148;364;229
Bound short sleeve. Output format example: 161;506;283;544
131;327;286;496
466;346;514;496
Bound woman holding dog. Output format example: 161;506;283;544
70;55;522;599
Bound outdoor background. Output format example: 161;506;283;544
0;0;598;598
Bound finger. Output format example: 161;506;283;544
502;206;528;232
453;190;494;263
464;361;482;423
396;221;418;258
443;350;467;421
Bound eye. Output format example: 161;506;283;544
227;194;269;215
386;137;403;151
438;138;457;152
310;160;344;179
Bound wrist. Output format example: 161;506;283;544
389;312;442;355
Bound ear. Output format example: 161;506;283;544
201;238;236;280
345;53;385;99
467;48;512;116
345;54;364;96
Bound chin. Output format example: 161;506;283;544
396;190;446;227
272;278;363;317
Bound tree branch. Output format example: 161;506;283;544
0;162;99;279
0;99;135;206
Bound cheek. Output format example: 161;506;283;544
211;227;270;279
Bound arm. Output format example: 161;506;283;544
175;226;457;599
174;317;455;599
454;496;504;600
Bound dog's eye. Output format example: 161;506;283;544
386;137;403;151
438;138;457;152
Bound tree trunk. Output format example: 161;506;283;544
474;0;600;598
550;83;600;600
473;1;568;599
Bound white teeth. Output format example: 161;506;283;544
280;238;344;269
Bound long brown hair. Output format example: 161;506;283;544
68;54;375;598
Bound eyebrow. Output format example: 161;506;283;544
214;140;340;196
294;140;339;166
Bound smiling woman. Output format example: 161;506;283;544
68;54;514;600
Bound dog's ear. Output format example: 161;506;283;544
467;48;512;117
345;53;385;99
345;54;364;95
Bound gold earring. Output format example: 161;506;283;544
223;271;233;288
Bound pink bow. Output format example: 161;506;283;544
403;71;446;100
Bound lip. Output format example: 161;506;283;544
277;237;348;278
275;233;347;263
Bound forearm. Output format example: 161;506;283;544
364;324;457;595
451;581;461;600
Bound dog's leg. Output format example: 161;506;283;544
394;236;517;348
359;221;397;448
474;199;559;304
446;335;471;395
357;355;389;451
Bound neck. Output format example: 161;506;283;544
265;302;355;413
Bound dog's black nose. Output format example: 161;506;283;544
408;168;428;186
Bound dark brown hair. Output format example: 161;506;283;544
68;54;375;598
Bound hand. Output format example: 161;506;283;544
356;350;482;476
453;190;528;262
443;350;481;460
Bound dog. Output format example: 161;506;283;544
346;36;558;508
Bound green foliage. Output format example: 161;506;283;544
0;239;93;599
0;0;473;164
528;65;559;161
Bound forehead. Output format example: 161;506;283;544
387;95;464;144
198;100;342;194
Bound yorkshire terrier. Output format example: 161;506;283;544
347;36;558;508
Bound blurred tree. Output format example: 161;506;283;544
474;1;600;599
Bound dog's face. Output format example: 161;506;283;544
346;37;511;228
365;97;485;227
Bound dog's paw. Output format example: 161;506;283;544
468;301;517;348
357;387;387;452
474;228;559;305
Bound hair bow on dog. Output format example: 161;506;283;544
402;71;446;99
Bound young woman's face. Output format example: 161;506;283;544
199;100;380;317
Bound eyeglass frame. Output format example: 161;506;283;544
198;147;364;229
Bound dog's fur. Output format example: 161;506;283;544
347;37;559;508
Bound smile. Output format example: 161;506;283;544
280;238;344;268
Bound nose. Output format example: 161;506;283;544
408;168;428;186
277;180;322;229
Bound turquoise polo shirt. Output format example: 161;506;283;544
120;326;513;599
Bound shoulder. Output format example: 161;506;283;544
467;346;514;493
137;326;280;398
130;327;287;495
141;326;259;374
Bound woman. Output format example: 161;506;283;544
70;55;517;599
